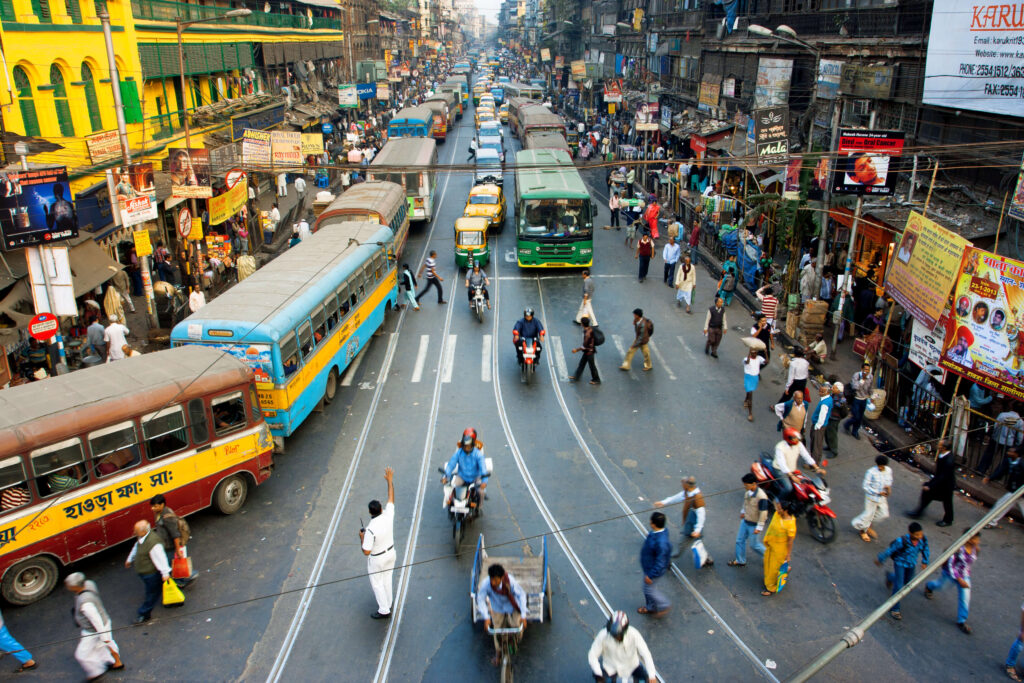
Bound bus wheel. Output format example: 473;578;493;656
214;474;249;514
2;556;59;605
324;369;338;404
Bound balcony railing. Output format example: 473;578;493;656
130;0;343;30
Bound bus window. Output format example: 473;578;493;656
0;456;31;512
89;421;142;478
337;284;350;317
312;305;327;343
298;322;314;358
142;406;188;461
188;398;210;445
212;392;247;436
374;253;384;281
323;293;339;330
280;333;299;378
249;386;261;423
31;438;86;497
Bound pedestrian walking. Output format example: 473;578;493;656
104;315;130;362
762;500;797;596
688;219;700;265
360;466;396;619
124;519;171;624
638;512;671;616
400;263;420;311
1004;602;1024;680
65;572;123;679
644;200;660;240
843;362;874;440
276;171;288;197
570;317;601;385
654;476;712;565
906;438;956;526
825;381;846;457
574;269;597;326
756;283;779;331
635;231;654;282
150;494;195;585
0;607;36;673
674;254;696;313
743;349;766;422
853;455;893;541
874;522;929;620
467;137;477;161
662;237;680;286
924;531;980;633
729;473;768;567
751;314;774;366
588;611;658;683
717;254;738;306
620;308;653;372
808;383;833;463
978;402;1023;474
110;267;136;313
703;297;727;357
609;191;621;229
87;317;107;362
983;447;1023;528
779;348;810;403
475;563;528;665
774;391;808;443
188;286;206;313
666;216;681;243
294;175;307;202
415;250;447;304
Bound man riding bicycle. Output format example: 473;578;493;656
513;308;545;367
465;262;491;309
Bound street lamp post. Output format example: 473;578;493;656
175;8;251;295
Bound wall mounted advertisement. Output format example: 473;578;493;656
114;163;157;227
1010;152;1024;222
338;84;358;108
753;107;789;165
164;148;211;199
753;58;793;109
831;129;904;196
0;167;78;250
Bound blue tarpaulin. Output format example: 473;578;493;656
719;226;760;289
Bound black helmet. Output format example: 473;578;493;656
523;307;534;318
606;610;629;640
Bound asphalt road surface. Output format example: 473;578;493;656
7;107;1024;683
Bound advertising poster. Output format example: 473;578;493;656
940;248;1024;400
271;131;303;167
164;148;211;199
698;78;721;113
555;56;564;69
184;341;274;383
541;48;551;62
604;79;622;103
114;163;157;227
910;316;949;382
85;130;122;164
923;0;1024;118
376;82;390;100
338;84;358;108
356;82;376;100
301;133;324;157
635;102;660;131
0;167;78;250
816;59;843;99
753;57;793;108
571;60;586;79
754;107;789;164
208;179;248;226
1010;152;1024;222
885;211;972;329
831;130;904;196
242;129;271;166
660;105;672;130
132;228;152;257
722;77;736;98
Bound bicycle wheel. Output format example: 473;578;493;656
500;649;513;683
453;518;463;556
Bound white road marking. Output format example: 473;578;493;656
481;334;492;382
339;344;368;387
410;335;429;383
611;334;636;379
678;334;700;363
441;334;457;383
550;335;570;381
648;341;676;380
496;273;633;281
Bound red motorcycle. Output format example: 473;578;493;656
518;337;538;384
752;452;837;544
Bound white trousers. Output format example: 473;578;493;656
852;496;889;531
988;491;1024;525
575;297;597;326
75;628;117;678
368;547;396;615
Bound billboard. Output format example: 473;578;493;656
338;84;358;108
0;167;78;250
113;163;157;227
1010;152;1024;222
635;102;659;131
753;107;789;165
242;129;272;166
831;130;904;196
208;179;248;226
271;131;302;167
85;130;122;164
923;0;1024;118
604;79;622;103
885;211;972;329
698;77;721;113
753;58;793;109
164;148;211;199
940;248;1024;400
817;59;843;99
571;60;586;79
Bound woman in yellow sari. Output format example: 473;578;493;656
762;501;797;596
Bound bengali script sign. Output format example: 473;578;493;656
85;130;121;164
885;211;971;329
940;248;1024;400
208;179;248;226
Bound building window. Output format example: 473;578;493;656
0;0;16;22
81;62;103;132
30;0;51;22
64;0;81;22
50;64;75;137
12;67;40;137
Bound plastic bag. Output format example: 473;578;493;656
162;578;185;607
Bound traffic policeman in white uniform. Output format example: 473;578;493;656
360;466;396;619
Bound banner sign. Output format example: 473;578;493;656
698;78;721;113
839;64;894;99
541;48;551;62
571;60;586;79
356;82;376;100
209;179;248;226
85;130;121;164
910;316;949;382
338;84;358;108
723;77;736;98
753;58;793;109
271;131;302;167
376;82;390;100
301;133;324;157
555;56;564;70
632;8;643;31
660;105;672;130
164;148;211;199
229;103;285;142
603;79;622;103
885;211;972;329
635;102;660;131
1010;152;1024;222
753;107;789;165
831;130;904;196
242;129;272;166
114;163;157;227
817;59;843;99
132;227;152;257
940;248;1024;400
0;167;78;250
923;0;1024;118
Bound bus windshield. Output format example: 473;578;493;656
520;198;592;239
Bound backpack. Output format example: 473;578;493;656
158;512;191;547
591;327;606;346
176;515;191;546
645;318;654;337
722;272;736;292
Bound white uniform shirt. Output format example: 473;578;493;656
294;177;306;194
362;502;395;555
786;357;810;388
104;323;130;360
588;628;657;679
862;466;893;502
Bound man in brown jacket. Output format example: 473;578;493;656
620;308;653;371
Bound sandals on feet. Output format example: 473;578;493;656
13;662;37;674
958;622;972;634
860;531;872;542
727;560;746;567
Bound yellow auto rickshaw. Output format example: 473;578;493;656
454;216;490;268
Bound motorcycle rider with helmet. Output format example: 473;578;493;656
465;261;491;310
769;427;826;499
588;610;657;683
513;307;546;367
442;428;489;509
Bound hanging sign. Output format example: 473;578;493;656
831;130;904;196
177;207;192;239
132;228;152;257
28;312;59;341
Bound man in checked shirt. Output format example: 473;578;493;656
925;531;981;634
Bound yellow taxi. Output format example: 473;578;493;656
463;183;505;232
475;107;496;127
499;102;509;123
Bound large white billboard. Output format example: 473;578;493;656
923;0;1024;118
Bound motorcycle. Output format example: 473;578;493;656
471;285;486;323
751;452;837;544
438;458;492;555
518;337;538;384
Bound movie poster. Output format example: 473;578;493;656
164;147;211;199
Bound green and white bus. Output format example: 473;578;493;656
369;137;438;223
514;148;596;268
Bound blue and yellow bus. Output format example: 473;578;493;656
490;86;505;104
170;224;398;450
387;106;432;138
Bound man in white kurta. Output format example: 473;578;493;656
65;572;122;678
360;467;397;619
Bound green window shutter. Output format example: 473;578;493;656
209;77;218;103
49;64;75;137
64;0;81;22
13;68;40;137
81;63;102;131
0;0;16;21
119;79;143;123
31;0;51;22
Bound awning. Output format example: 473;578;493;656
0;249;29;293
70;239;123;297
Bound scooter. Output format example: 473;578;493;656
518;337;538;384
471;285;486;323
751;452;837;544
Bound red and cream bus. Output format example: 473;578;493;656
0;346;274;605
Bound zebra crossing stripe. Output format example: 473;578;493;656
411;335;429;383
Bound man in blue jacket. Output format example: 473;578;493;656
638;512;671;617
442;433;489;508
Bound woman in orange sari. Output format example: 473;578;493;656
762;501;797;596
